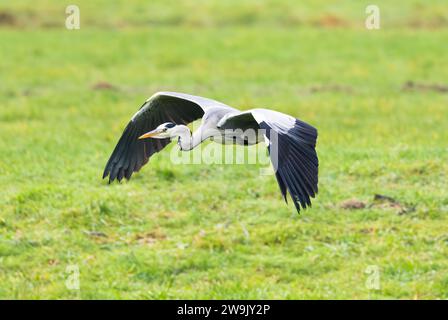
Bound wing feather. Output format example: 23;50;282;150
103;92;230;183
220;108;318;213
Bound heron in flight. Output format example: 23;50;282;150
103;92;318;213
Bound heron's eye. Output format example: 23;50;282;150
163;128;168;132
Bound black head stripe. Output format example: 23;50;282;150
165;123;176;128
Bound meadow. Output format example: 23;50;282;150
0;1;447;299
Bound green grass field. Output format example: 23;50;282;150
1;1;447;299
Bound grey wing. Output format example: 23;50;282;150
103;91;231;183
219;109;318;213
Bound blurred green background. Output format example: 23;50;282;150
0;1;447;299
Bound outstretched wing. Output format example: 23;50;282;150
103;91;230;183
219;109;318;213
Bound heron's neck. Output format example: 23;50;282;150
176;126;203;151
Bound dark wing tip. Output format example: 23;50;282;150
265;119;319;214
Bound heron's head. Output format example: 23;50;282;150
138;122;180;140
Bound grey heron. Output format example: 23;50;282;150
103;92;318;213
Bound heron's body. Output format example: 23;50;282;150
104;91;319;213
178;107;265;149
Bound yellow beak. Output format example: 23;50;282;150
138;129;162;140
